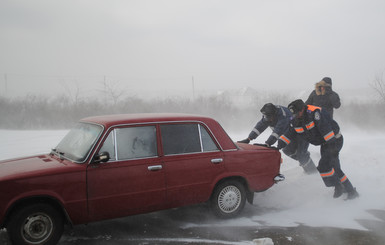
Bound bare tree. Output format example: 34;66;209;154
98;79;126;106
371;72;385;102
59;79;83;106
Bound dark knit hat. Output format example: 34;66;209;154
260;103;277;117
288;99;306;115
322;77;332;85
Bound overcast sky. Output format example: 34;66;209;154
1;0;385;98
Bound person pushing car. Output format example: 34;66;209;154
277;99;359;199
238;103;317;174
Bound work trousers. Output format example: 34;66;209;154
283;137;311;166
317;135;354;192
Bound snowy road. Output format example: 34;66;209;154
1;129;385;244
1;205;385;244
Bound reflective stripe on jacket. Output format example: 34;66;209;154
249;105;292;145
278;105;341;148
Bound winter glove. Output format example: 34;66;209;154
238;138;250;144
276;141;285;150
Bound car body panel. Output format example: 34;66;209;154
229;143;281;191
162;151;226;207
86;156;166;222
0;155;88;225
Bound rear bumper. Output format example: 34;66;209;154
274;174;285;183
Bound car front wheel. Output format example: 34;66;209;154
7;203;64;245
211;180;246;218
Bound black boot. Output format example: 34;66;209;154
346;188;359;200
341;178;358;200
333;184;345;198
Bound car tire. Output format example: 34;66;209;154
211;180;246;218
7;203;64;245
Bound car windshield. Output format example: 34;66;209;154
55;122;103;162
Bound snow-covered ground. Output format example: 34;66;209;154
1;127;384;233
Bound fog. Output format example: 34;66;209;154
1;0;385;99
2;3;385;244
0;87;384;134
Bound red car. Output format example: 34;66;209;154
0;113;282;245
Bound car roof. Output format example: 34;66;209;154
81;113;216;128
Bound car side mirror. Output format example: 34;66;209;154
94;151;110;163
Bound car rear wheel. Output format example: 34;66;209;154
7;203;64;245
211;180;246;218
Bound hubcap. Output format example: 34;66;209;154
218;185;241;213
22;213;53;244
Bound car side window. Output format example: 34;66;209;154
161;123;218;155
116;126;157;160
99;126;157;161
199;124;219;152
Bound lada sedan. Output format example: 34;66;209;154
0;113;282;245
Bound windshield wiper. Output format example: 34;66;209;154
50;148;65;159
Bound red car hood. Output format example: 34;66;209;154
0;154;77;181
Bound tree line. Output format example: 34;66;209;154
1;91;384;132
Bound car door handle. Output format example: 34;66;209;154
211;158;223;164
148;165;163;171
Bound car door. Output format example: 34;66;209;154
86;125;166;222
160;123;225;207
